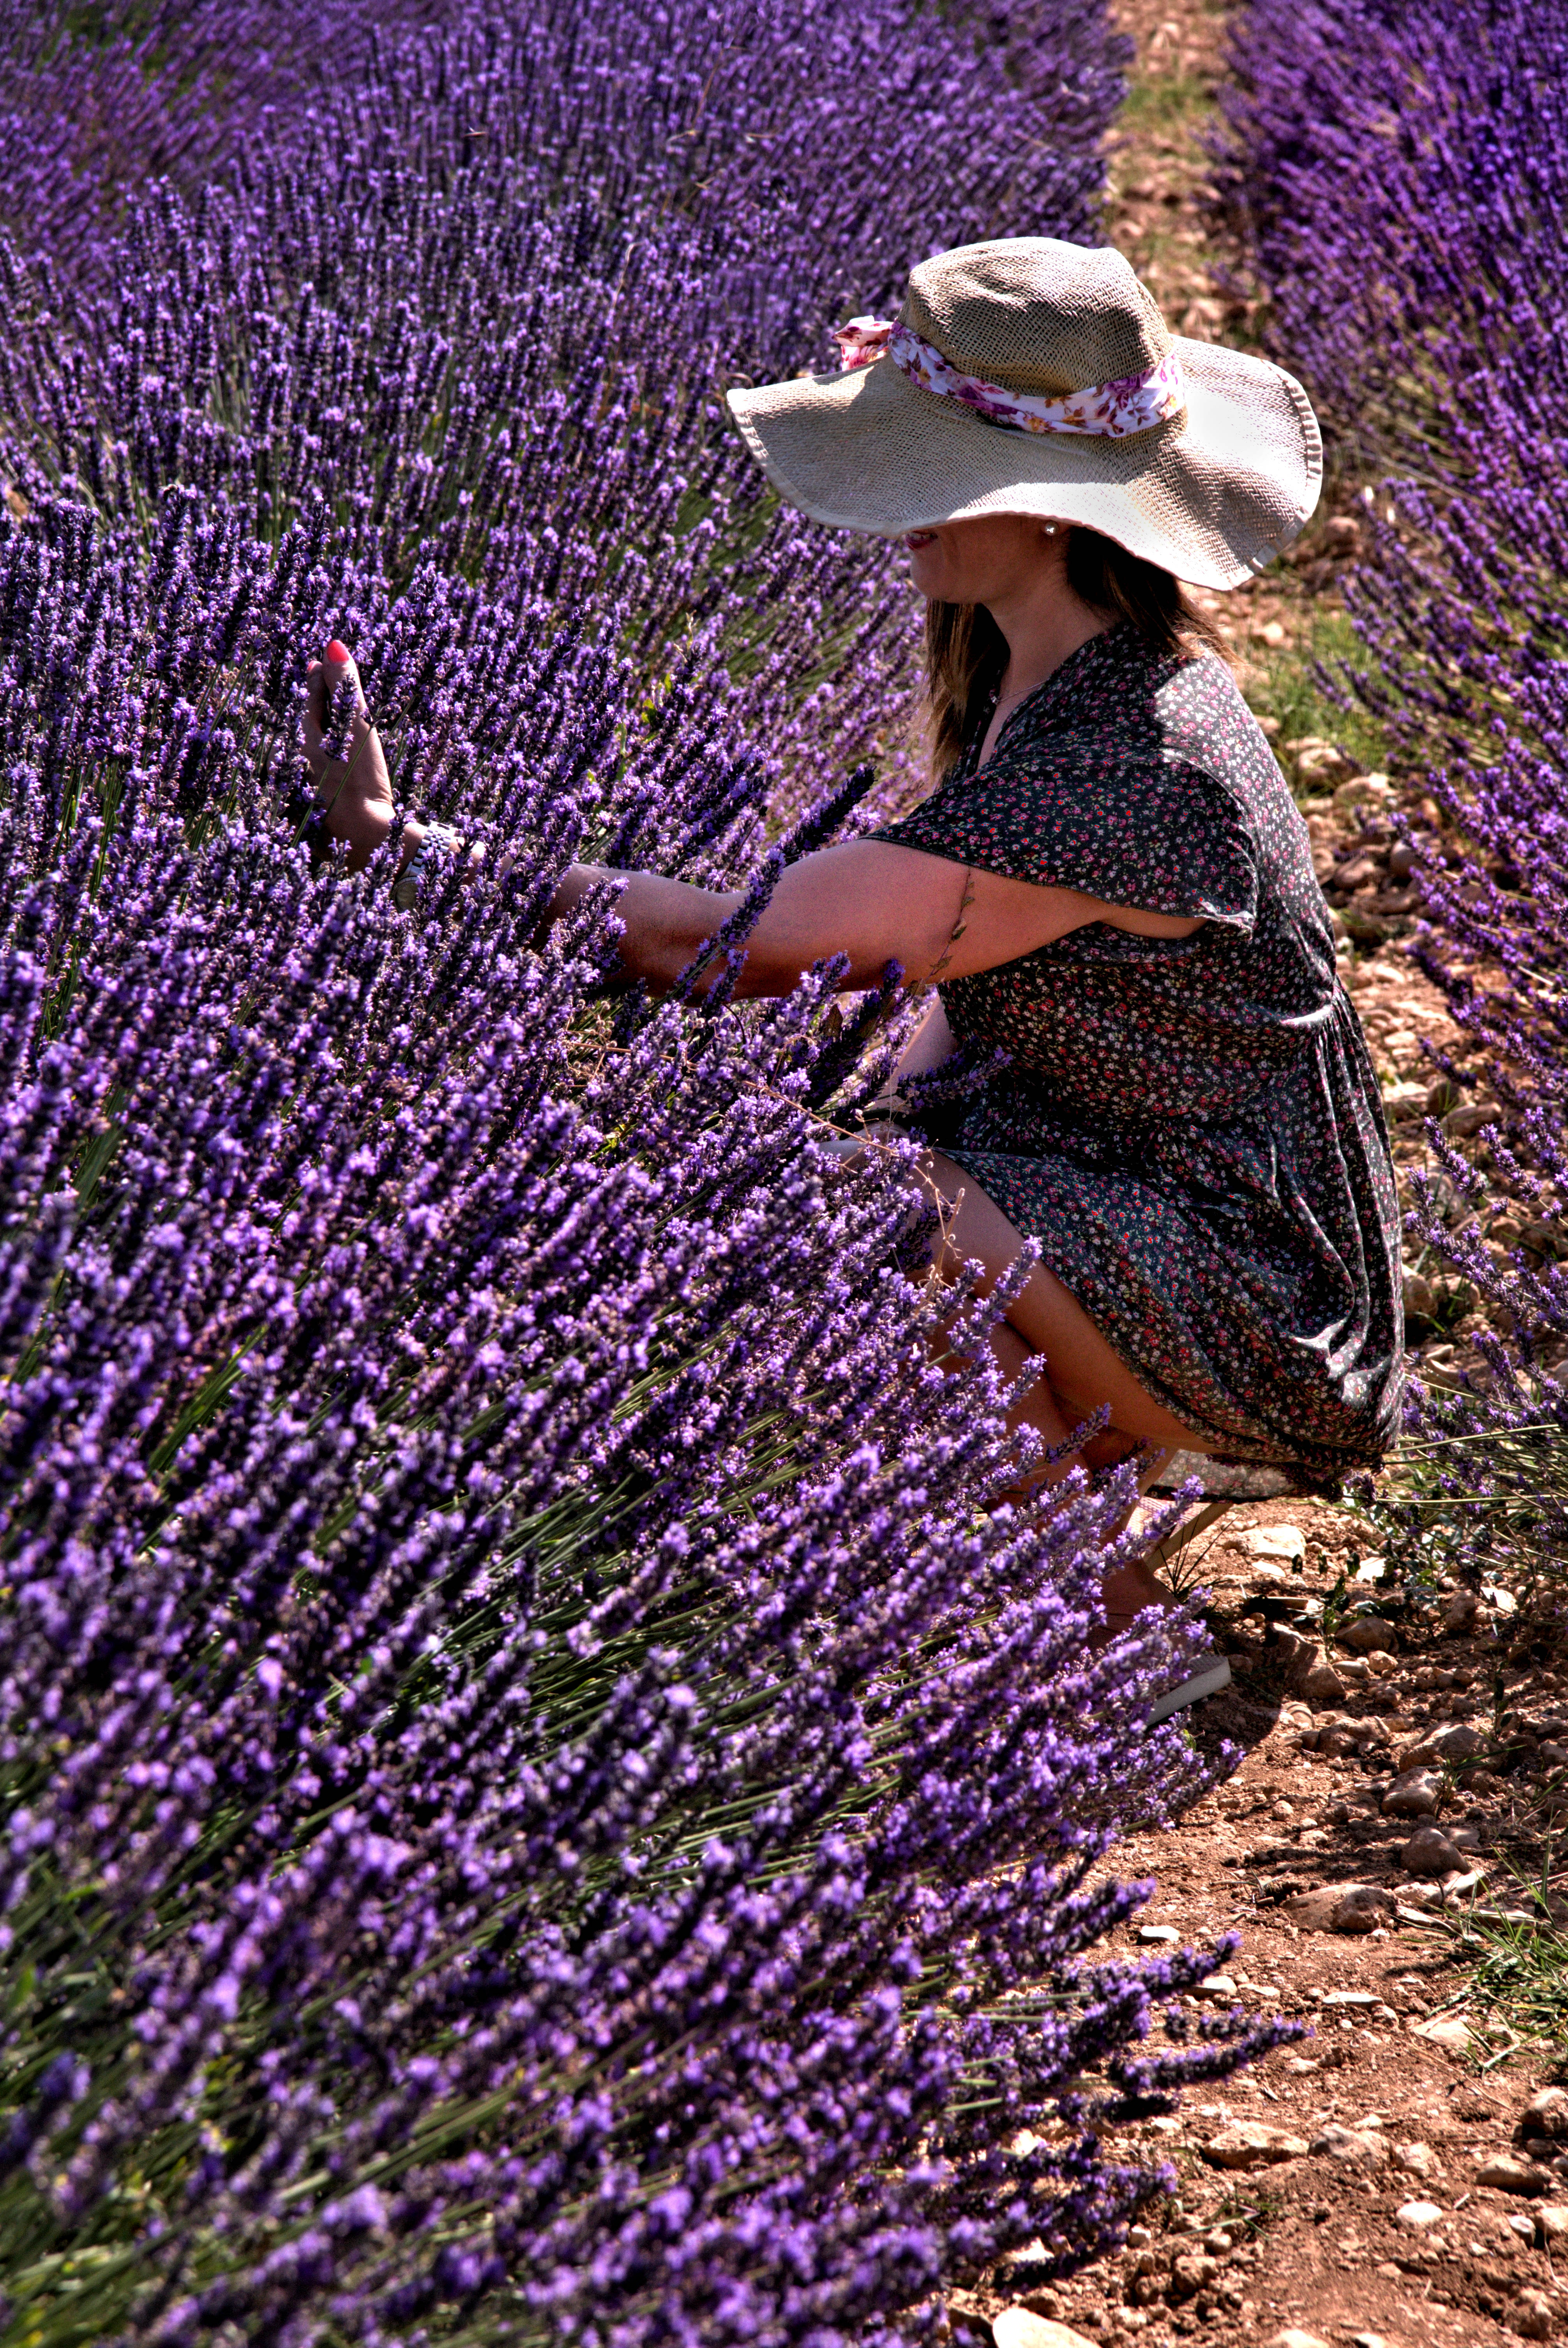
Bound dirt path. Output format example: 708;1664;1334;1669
967;9;1568;2347
1019;1488;1568;2348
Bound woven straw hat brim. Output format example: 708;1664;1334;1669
726;337;1321;591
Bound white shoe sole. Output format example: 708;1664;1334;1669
1148;1655;1232;1724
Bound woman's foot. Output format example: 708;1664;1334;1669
1148;1654;1231;1724
1098;1545;1232;1721
1100;1549;1182;1636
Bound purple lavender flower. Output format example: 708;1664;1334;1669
0;5;1303;2339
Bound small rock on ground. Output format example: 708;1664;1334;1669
1285;1880;1393;1932
1202;2120;1310;2169
1409;2013;1480;2052
991;2313;1100;2348
1338;1612;1396;1653
1382;1767;1440;1817
1523;2085;1568;2141
1477;2153;1553;2195
1513;2288;1556;2340
1312;2123;1388;2166
1402;1822;1469;1877
1398;1720;1490;1767
1240;1523;1305;1563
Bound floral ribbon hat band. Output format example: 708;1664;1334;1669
726;237;1322;592
832;314;1188;440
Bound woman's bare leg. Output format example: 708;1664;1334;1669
954;1303;1182;1625
920;1149;1217;1631
821;1131;1213;1621
959;1314;1106;1485
925;1149;1208;1447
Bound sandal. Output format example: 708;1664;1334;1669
1099;1549;1232;1723
1147;1652;1232;1725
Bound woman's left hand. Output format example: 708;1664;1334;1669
304;641;422;874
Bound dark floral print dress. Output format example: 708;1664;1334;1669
873;622;1404;1486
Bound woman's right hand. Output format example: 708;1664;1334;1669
304;641;422;874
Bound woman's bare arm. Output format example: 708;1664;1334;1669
555;838;1199;996
297;643;1199;978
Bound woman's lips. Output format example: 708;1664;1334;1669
904;529;937;549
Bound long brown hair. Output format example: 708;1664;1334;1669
924;525;1231;779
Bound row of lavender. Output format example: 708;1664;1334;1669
0;7;1273;2342
1226;0;1568;1585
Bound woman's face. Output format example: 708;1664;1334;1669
902;512;1064;606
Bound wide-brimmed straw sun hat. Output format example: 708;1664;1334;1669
726;238;1321;591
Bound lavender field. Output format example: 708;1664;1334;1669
1227;0;1568;1589
6;0;1566;2335
0;5;1293;2343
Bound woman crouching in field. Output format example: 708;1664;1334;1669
304;238;1404;1719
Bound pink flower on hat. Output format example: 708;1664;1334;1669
832;315;895;372
827;313;1183;437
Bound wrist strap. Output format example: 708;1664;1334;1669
392;822;462;910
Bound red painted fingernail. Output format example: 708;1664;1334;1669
325;638;351;664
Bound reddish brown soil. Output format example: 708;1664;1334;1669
966;1501;1568;2345
1049;1523;1568;2348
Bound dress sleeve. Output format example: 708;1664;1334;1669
871;748;1259;934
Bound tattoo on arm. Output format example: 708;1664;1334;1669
923;866;976;988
